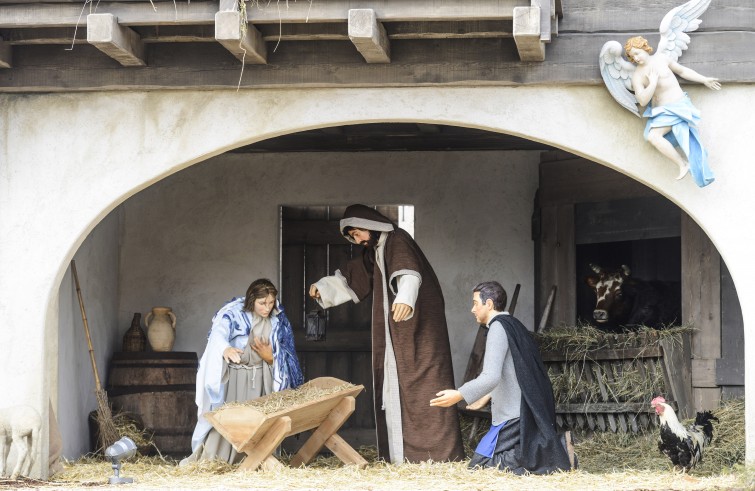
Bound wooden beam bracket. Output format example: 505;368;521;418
215;10;267;64
513;6;545;62
348;9;390;64
86;13;145;66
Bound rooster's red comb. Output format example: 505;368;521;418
651;396;666;406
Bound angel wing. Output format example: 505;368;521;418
657;0;711;62
599;40;640;117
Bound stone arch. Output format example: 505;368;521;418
1;85;752;475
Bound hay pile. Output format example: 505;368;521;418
574;397;744;475
534;324;694;359
40;399;745;491
111;412;155;454
222;382;357;414
534;325;693;409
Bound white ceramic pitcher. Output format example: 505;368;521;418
145;307;176;351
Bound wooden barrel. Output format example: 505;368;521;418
107;351;198;457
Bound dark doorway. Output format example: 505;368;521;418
576;237;681;325
573;196;682;326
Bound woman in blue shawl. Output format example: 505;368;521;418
181;278;303;465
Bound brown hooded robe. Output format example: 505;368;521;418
338;205;464;463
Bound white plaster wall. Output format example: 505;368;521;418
1;85;754;475
57;209;121;458
117;151;539;381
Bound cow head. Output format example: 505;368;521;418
584;264;633;326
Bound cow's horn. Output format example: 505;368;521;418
590;263;603;274
621;265;631;276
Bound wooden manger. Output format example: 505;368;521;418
204;377;367;471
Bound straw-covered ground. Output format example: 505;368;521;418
1;398;748;491
2;326;747;490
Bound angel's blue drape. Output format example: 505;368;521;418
643;94;715;188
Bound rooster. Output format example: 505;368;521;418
651;396;718;470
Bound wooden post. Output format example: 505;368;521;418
324;433;368;468
681;214;721;411
537;285;557;332
660;333;693;419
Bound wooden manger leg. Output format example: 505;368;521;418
238;416;292;471
325;434;368;468
290;396;365;468
260;455;285;471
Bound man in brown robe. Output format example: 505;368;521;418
309;204;464;464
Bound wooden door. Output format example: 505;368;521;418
281;205;400;436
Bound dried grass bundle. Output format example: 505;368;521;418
549;358;666;406
703;398;745;471
535;324;694;357
222;382;357;414
534;325;694;421
111;413;155;454
573;398;745;476
48;451;746;491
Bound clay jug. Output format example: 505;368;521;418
122;313;147;352
145;307;176;352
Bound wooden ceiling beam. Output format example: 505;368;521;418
4;22;519;46
4;27;86;45
0;1;521;28
348;9;390;64
86;13;145;66
2;31;751;92
387;20;513;39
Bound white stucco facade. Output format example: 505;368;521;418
0;85;752;476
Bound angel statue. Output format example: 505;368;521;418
599;0;720;187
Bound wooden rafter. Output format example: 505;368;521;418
86;13;145;66
215;3;266;64
215;15;266;64
348;9;390;64
513;6;544;62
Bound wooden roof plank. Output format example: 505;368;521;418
0;1;521;28
0;31;752;92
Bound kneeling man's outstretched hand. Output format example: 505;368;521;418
430;390;463;407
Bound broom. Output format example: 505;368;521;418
71;260;120;452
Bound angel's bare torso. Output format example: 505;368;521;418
630;50;685;107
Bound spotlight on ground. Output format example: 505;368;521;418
105;436;137;484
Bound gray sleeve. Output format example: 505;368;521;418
458;321;508;404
